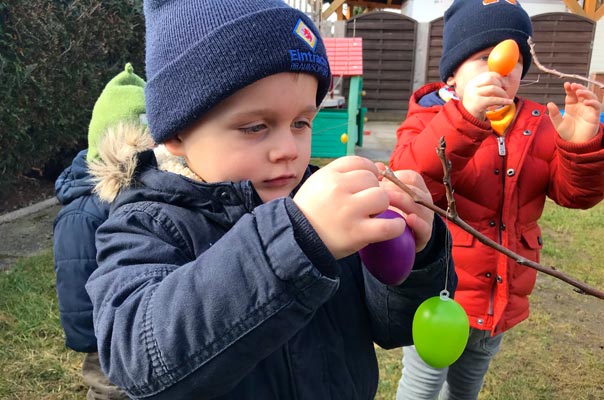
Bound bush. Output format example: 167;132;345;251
0;0;145;185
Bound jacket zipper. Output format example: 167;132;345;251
497;135;506;245
488;99;523;319
284;343;299;400
489;142;506;317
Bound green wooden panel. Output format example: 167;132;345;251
311;76;364;158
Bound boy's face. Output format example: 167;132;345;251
446;45;523;100
165;72;319;203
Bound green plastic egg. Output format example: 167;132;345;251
412;293;470;369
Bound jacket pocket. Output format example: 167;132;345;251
519;224;543;266
452;226;475;247
521;224;543;250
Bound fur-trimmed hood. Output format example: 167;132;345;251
88;122;203;202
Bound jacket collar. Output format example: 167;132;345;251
55;149;95;204
88;121;316;227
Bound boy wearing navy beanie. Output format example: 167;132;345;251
439;0;533;82
391;1;604;399
86;0;455;398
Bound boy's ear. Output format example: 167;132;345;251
163;135;186;156
446;76;455;87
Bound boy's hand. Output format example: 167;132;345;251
294;156;406;260
462;72;514;121
547;82;602;143
376;166;434;253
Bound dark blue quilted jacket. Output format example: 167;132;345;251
87;150;456;399
53;150;109;352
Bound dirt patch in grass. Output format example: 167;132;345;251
532;276;604;351
480;253;604;399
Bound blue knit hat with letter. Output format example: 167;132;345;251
144;0;332;144
439;0;533;82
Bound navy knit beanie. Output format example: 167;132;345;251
439;0;533;82
144;0;332;144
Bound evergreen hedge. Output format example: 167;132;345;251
0;0;145;185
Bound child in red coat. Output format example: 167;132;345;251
390;0;604;399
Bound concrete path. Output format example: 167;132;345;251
355;120;398;162
0;200;60;271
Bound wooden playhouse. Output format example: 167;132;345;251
311;37;366;158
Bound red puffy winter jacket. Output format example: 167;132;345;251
390;82;604;334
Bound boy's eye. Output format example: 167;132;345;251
240;124;267;134
292;119;312;130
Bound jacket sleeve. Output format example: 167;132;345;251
390;100;491;204
362;215;456;349
87;198;340;399
548;123;604;208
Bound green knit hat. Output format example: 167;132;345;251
87;63;146;161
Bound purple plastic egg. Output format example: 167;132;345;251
359;209;416;285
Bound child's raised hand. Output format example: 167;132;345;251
293;156;406;260
462;72;514;121
547;82;602;143
377;167;435;253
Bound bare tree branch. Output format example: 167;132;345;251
528;37;604;89
380;138;604;300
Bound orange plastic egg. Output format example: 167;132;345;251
487;39;520;76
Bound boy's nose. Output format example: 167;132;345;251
269;130;299;162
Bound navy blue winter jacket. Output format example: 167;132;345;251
53;150;109;352
86;137;456;399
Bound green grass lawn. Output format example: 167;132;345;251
1;200;603;399
0;250;86;398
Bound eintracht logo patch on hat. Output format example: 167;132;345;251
482;0;517;4
294;19;317;50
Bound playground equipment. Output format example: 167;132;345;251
311;37;366;158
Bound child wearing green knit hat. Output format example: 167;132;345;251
87;63;146;161
53;63;146;399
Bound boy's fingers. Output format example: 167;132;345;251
576;88;599;102
386;169;429;193
327;156;379;176
547;102;562;127
358;216;406;244
568;82;588;93
337;169;381;194
351;187;391;217
387;190;420;216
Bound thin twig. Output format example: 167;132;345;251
380;139;604;300
437;137;457;218
528;37;604;89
